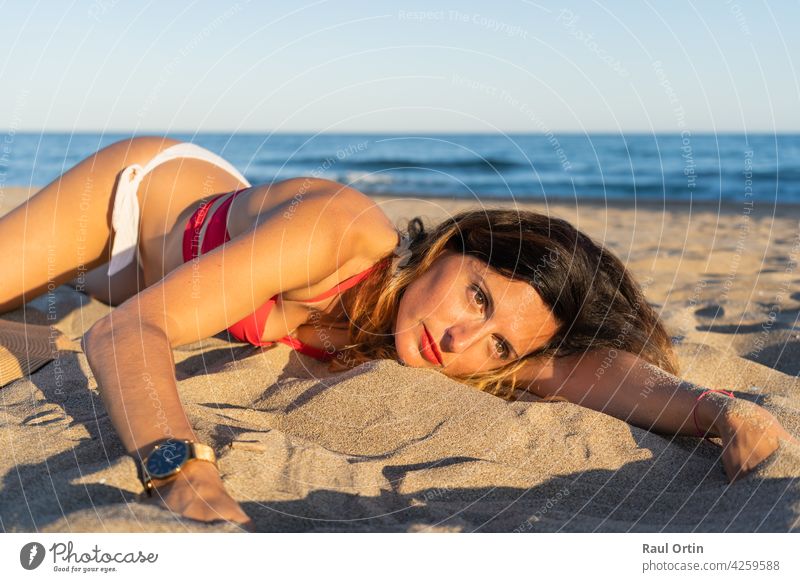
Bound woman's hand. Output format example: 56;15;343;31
144;459;254;531
713;399;800;483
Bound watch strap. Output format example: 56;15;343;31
188;442;217;465
137;439;217;496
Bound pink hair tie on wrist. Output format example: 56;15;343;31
693;389;736;441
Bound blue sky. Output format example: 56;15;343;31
1;0;798;132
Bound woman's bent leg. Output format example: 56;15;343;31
67;255;143;307
0;136;181;313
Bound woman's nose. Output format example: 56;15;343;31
442;320;486;353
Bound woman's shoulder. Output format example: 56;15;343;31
275;180;399;301
244;177;398;254
306;178;399;261
348;193;400;261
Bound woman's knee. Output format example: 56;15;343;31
67;259;143;307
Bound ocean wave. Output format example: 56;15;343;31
350;157;525;170
261;156;528;171
342;171;395;185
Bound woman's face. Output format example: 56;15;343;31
393;250;560;375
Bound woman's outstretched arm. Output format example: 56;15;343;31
82;310;251;525
82;188;373;527
519;348;799;481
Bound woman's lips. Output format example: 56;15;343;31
421;324;443;366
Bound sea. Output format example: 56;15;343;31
2;132;800;203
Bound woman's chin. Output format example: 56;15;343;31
395;336;416;368
393;336;405;366
395;344;411;367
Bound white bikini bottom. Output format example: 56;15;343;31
107;142;252;277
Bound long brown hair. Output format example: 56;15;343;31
315;208;678;401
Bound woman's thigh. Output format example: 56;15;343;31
0;136;181;313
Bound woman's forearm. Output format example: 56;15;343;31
525;349;732;438
82;312;199;461
524;349;797;484
81;313;252;525
580;350;729;438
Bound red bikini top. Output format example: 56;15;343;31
188;187;394;361
228;257;390;361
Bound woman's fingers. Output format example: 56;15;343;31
719;413;791;483
150;488;253;529
142;460;254;529
179;493;248;524
723;446;765;483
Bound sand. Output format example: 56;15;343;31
1;186;799;532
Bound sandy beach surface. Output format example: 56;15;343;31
1;186;799;532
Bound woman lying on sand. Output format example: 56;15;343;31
2;137;796;530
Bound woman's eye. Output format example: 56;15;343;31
493;337;510;359
471;284;486;308
471;285;509;359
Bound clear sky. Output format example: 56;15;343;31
1;0;798;133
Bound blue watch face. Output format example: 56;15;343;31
145;440;190;479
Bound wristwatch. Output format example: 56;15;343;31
136;439;217;496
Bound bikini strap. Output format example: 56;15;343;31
196;187;248;252
301;229;406;302
299;258;390;303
